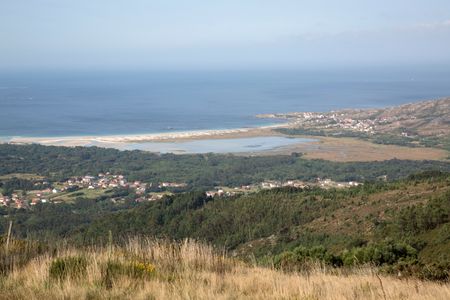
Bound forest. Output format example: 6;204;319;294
2;143;450;188
1;166;449;280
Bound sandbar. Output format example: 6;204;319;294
4;122;449;162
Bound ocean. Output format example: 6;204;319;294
1;68;450;138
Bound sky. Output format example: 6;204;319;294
1;0;450;70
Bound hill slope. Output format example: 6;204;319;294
59;173;450;279
274;97;450;151
1;239;449;300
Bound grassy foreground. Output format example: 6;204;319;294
0;239;449;300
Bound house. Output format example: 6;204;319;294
261;181;281;189
160;182;187;188
206;191;216;198
31;198;41;206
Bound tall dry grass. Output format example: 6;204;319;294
0;238;449;300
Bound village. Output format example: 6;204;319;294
0;173;187;209
258;100;448;139
261;111;379;134
205;178;361;198
0;173;361;209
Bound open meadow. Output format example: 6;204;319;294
1;238;449;300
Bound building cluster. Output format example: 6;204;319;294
65;173;133;190
63;174;187;193
260;180;308;189
205;189;235;198
206;179;360;198
158;182;187;188
0;173;189;209
290;112;376;134
137;193;167;203
1;172;361;208
316;178;361;188
0;191;52;209
327;115;375;133
0;193;30;209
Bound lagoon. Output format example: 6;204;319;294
113;136;315;154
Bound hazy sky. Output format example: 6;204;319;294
1;0;450;70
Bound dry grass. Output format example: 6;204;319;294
275;137;449;162
0;238;449;300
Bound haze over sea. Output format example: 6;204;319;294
1;67;450;138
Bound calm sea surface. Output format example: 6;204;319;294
1;68;450;137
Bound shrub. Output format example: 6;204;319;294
49;255;87;281
420;262;450;281
341;241;417;266
102;259;156;288
274;245;342;271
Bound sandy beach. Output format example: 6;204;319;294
6;123;290;146
4;120;449;162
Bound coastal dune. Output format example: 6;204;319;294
8;124;288;146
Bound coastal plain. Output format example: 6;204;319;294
7;129;448;162
6;98;450;162
252;136;449;161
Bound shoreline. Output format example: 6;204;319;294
2;98;449;162
4;122;293;146
3;124;448;162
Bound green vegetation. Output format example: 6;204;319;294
277;127;450;151
2;170;449;280
103;259;156;286
273;240;418;269
51;188;114;202
1;144;450;282
2;144;450;189
49;256;88;281
0;177;50;196
0;197;138;238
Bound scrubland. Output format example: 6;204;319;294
1;238;449;300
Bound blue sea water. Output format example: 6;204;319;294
1;68;450;138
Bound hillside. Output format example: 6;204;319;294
1;144;449;287
1;239;449;300
3;171;450;281
74;172;450;279
270;98;450;151
2;143;450;187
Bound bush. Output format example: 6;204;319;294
341;241;417;266
49;255;87;281
274;245;342;271
102;259;156;288
420;262;450;281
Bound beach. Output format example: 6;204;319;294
3;70;450;160
4;119;449;161
6;122;289;146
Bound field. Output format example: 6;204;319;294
1;239;449;300
50;188;114;202
257;136;450;161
